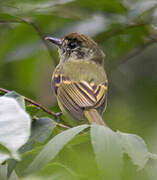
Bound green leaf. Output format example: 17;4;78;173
0;163;19;180
0;144;11;164
0;164;7;180
7;159;17;179
15;146;44;177
37;162;78;180
68;0;127;14
91;124;123;180
4;91;25;110
26;105;40;116
117;131;151;169
68;131;90;146
19;117;56;154
0;13;21;22
146;155;157;180
31;117;56;143
0;96;31;163
26;124;89;174
8;170;19;180
0;144;10;154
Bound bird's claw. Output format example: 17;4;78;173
55;112;63;122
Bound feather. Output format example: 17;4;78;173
52;73;108;122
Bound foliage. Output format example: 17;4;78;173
0;0;157;179
0;93;31;164
0;92;157;179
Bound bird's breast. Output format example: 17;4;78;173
61;60;107;85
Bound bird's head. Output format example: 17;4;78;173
45;32;105;65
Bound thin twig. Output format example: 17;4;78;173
110;27;157;70
0;88;56;116
0;18;58;66
95;23;149;43
110;40;155;72
96;22;157;72
27;21;58;66
0;87;70;129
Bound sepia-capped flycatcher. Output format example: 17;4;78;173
45;32;108;126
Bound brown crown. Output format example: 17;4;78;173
64;32;99;49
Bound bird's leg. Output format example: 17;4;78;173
55;112;63;122
55;112;72;128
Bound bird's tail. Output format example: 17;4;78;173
84;109;105;126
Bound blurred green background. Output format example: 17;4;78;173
0;0;157;179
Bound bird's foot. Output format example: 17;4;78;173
55;112;63;122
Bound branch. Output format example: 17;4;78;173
109;40;155;72
95;23;149;43
109;27;157;72
27;21;58;66
96;22;157;72
0;87;70;129
0;18;58;66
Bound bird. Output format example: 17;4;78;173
45;32;108;126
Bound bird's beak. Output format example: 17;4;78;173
45;36;62;47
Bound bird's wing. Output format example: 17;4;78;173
52;74;108;120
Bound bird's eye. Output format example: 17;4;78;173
68;41;77;49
